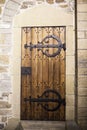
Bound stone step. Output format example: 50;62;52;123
21;121;65;130
3;120;81;130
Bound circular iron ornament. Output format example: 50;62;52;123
24;35;66;58
41;35;64;57
39;89;65;112
24;89;65;112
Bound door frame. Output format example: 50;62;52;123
13;4;76;121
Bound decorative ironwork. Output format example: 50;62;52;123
24;89;65;111
24;35;66;57
21;67;32;75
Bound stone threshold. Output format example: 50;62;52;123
3;118;81;130
21;120;81;130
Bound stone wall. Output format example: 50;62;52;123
0;28;12;129
77;0;87;130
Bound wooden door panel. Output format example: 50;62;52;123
21;26;66;121
59;27;65;120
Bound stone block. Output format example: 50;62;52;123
78;97;87;107
78;108;87;119
4;34;12;45
0;97;3;100
77;0;87;3
56;0;64;3
0;116;2;122
78;57;87;74
0;66;8;73
78;60;87;68
0;73;11;80
78;67;87;75
78;39;87;49
2;116;7;122
77;4;87;12
0;109;12;116
0;46;12;55
66;106;75;120
2;92;10;97
78;88;87;96
0;29;12;34
66;95;75;106
46;0;54;4
78;50;87;62
85;31;87;38
66;26;75;56
0;101;11;108
78;31;85;39
66;75;75;94
10;57;21;75
66;56;75;75
0;55;9;65
0;80;12;92
0;32;12;45
78;13;87;21
0;34;5;44
78;21;87;30
0;0;5;4
78;76;87;88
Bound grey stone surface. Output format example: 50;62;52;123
66;121;81;130
0;46;12;55
0;109;12;116
0;66;8;73
4;118;21;130
21;121;65;130
0;123;4;129
0;73;11;80
0;101;11;108
0;80;12;92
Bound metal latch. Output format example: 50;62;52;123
21;67;32;75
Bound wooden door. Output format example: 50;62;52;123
21;27;66;120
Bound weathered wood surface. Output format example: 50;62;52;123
21;27;66;120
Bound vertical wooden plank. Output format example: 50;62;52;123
53;27;60;120
37;27;43;119
26;27;32;119
42;27;49;120
59;27;65;120
31;27;38;119
21;28;30;67
21;27;27;119
48;27;54;120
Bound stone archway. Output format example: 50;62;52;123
12;4;75;121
